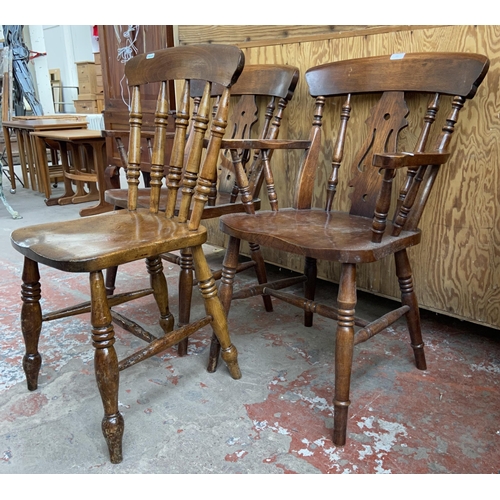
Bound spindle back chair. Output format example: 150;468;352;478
215;52;489;446
10;44;245;463
103;64;300;356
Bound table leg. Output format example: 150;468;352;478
2;125;17;193
33;135;57;205
70;143;99;204
16;130;30;189
78;141;114;217
27;133;39;192
55;142;77;205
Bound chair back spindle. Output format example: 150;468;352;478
127;86;142;211
122;45;245;224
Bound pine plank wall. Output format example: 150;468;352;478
177;25;500;330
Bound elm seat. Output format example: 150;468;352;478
11;208;207;272
9;44;245;464
214;52;490;448
220;208;421;263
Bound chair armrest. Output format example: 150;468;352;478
220;139;312;150
372;152;451;169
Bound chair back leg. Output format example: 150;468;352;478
395;249;427;370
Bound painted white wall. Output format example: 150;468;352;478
27;25;54;114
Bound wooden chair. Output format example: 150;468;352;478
214;52;489;446
9;44;245;464
103;64;300;357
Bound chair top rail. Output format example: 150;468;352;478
305;52;489;99
190;64;300;99
125;44;245;88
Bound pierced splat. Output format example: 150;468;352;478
218;94;259;194
348;91;409;217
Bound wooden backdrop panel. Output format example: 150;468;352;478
185;25;500;329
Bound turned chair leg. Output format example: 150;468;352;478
90;270;124;464
176;248;194;357
333;263;357;446
395;249;427;370
192;244;241;380
249;242;273;312
208;236;240;373
20;257;43;391
146;256;175;336
304;256;317;327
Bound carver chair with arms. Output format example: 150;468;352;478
103;64;300;357
10;44;245;463
215;52;489;446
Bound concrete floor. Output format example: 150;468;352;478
1;171;500;475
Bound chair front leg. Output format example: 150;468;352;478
192;244;241;380
333;263;357;446
20;257;43;391
90;270;124;464
208;235;241;373
146;256;175;336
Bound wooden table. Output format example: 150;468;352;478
31;129;114;216
2;118;87;196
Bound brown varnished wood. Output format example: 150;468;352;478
125;45;244;87
2;118;87;201
221;209;422;263
333;263;356;446
90;270;124;464
20;257;42;392
10;44;245;464
30;129;114;217
305;52;489;98
215;52;489;447
12;209;208;272
348;91;409;219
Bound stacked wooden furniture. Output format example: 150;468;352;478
31;128;112;216
94;52;104;113
2;116;87;197
73;56;103;114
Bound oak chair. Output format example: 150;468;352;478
103;64;300;357
10;44;245;464
214;52;489;446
